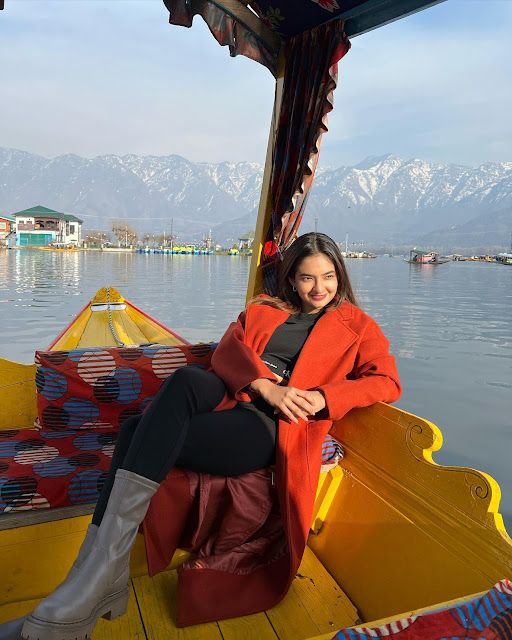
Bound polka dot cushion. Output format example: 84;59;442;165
0;425;343;513
35;344;215;432
0;427;115;512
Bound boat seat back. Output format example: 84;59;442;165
0;358;37;430
309;402;512;623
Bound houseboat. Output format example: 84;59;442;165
406;249;450;264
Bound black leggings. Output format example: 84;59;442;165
92;366;277;525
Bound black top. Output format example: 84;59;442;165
260;310;324;382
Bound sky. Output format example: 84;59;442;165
0;0;511;169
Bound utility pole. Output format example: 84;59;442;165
314;217;318;233
345;233;348;254
170;217;174;253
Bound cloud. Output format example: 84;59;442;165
322;0;512;166
0;0;510;167
0;0;273;162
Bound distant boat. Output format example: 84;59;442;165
496;252;512;265
342;251;376;259
405;249;450;264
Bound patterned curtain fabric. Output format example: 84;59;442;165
261;19;350;295
252;0;362;37
163;0;280;75
332;578;512;639
160;2;351;295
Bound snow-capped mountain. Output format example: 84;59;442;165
1;147;511;249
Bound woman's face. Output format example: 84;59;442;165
290;253;338;314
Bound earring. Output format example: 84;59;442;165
292;285;296;292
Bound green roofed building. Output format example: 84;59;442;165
12;205;83;247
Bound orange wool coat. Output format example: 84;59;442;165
141;300;401;626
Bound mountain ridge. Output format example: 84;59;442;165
1;147;511;250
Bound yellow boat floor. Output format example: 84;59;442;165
0;546;359;639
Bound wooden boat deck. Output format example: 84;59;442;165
0;546;359;640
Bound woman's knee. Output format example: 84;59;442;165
165;365;220;392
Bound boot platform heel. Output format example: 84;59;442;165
21;588;129;640
101;588;130;621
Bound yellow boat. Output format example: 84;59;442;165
37;246;79;252
1;0;511;638
1;284;511;637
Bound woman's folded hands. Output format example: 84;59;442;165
249;378;326;424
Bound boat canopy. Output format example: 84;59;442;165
163;0;445;76
410;248;436;255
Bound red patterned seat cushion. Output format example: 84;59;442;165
0;427;115;512
332;579;512;639
35;344;214;431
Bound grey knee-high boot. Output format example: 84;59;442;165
0;617;25;640
21;469;158;640
0;524;98;640
68;523;99;573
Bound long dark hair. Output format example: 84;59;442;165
251;233;358;312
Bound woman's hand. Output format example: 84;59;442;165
249;379;325;424
303;389;326;415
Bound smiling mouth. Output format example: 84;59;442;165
310;294;327;300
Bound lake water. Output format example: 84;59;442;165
1;248;511;527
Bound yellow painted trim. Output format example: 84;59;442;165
311;466;344;534
0;358;37;429
0;514;94;604
50;307;92;351
124;304;185;346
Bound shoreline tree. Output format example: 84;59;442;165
84;230;112;248
111;220;138;247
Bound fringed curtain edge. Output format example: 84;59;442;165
163;0;280;76
261;20;351;294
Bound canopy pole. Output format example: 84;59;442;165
246;52;285;302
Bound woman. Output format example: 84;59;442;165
0;232;401;640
